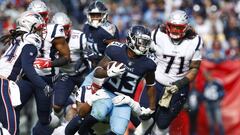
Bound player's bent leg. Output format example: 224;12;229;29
78;99;113;134
53;74;75;118
110;105;131;135
155;86;188;129
0;79;17;135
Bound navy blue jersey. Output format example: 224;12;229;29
83;22;119;58
102;43;156;97
0;33;47;89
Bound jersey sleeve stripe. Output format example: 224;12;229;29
80;86;86;102
153;25;159;45
51;24;59;38
195;36;201;51
79;33;84;50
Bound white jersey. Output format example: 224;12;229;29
0;33;42;79
60;29;87;75
35;23;65;76
152;29;203;85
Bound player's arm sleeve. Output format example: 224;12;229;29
104;45;115;60
21;44;47;89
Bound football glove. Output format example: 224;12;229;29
107;61;125;77
165;85;179;94
139;107;155;120
34;58;52;69
112;95;142;116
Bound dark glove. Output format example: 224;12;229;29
74;58;88;73
139;108;155;121
43;85;54;97
82;49;101;60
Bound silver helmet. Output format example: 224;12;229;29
166;10;189;40
51;12;72;37
127;25;152;55
27;0;49;23
16;11;45;36
86;1;108;28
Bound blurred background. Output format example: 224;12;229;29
1;0;240;135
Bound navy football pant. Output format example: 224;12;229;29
53;74;84;107
15;76;53;134
140;81;189;130
0;78;17;135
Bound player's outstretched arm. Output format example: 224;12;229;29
94;56;111;78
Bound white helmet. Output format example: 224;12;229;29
166;10;189;40
51;12;72;37
27;0;49;23
16;11;45;36
86;1;108;28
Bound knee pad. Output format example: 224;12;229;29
91;99;112;121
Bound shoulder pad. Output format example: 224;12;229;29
147;53;157;63
101;22;117;36
47;24;65;39
24;33;42;49
159;24;167;34
71;29;83;36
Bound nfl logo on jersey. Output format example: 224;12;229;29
128;61;133;66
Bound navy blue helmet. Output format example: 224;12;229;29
127;25;152;55
87;1;108;28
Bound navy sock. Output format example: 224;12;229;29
65;115;82;135
78;115;98;134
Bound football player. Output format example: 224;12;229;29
65;1;119;134
76;25;157;135
15;1;71;135
50;12;89;121
138;10;203;134
0;11;51;135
